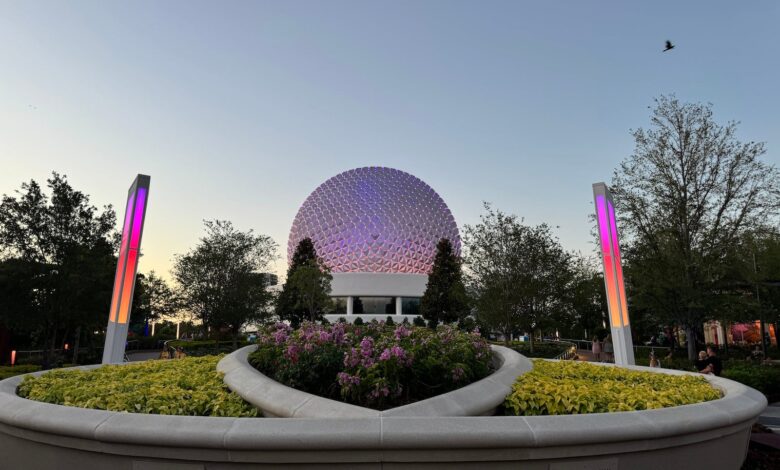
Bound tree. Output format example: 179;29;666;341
130;271;180;335
0;173;116;368
612;95;780;359
285;259;332;323
420;238;469;328
172;220;277;349
565;257;608;340
464;204;574;351
276;238;329;327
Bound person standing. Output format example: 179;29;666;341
603;335;614;362
591;336;602;362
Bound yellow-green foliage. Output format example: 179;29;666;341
505;360;721;416
17;356;258;417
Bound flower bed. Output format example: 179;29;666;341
17;356;258;417
504;360;721;415
248;322;493;410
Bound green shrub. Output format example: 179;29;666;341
412;316;426;327
660;355;780;399
17;356;258;417
167;340;248;356
721;362;780;398
504;341;571;359
0;365;41;380
504;360;720;416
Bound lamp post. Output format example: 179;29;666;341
102;175;150;364
592;182;635;366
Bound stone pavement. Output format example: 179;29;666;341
125;350;162;362
759;402;780;433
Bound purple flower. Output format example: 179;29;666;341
452;366;465;382
284;344;300;363
337;372;361;387
319;331;332;343
394;325;411;340
360;336;374;357
344;348;361;368
379;348;392;361
273;329;288;345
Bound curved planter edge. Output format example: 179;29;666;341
0;354;767;469
217;344;531;418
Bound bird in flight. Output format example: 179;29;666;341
663;40;675;52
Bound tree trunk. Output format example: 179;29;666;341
43;329;57;370
685;325;696;361
529;330;535;354
503;328;510;347
720;321;728;355
72;326;81;364
232;330;238;351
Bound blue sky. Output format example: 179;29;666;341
1;1;778;278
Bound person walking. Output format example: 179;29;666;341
591;336;602;362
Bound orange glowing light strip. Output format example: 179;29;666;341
108;195;135;322
596;194;622;328
608;202;630;326
116;187;147;324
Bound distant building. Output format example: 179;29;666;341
287;167;460;323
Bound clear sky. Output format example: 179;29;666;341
1;1;778;279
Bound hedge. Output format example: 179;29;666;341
0;365;41;380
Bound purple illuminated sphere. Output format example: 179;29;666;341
288;167;460;274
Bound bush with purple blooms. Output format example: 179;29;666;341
248;321;493;410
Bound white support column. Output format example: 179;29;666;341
347;296;354;315
102;174;150;365
395;297;402;315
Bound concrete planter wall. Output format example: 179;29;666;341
0;359;766;469
217;344;530;417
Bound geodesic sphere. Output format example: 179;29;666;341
288;167;460;274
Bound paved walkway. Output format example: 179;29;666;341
126;350;162;362
759;402;780;434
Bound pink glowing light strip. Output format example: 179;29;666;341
108;194;135;322
117;188;147;324
107;186;147;324
608;202;630;326
596;195;622;328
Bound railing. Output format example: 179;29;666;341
552;340;578;360
10;347;104;365
560;339;672;354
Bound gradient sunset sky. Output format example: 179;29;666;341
1;1;778;279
